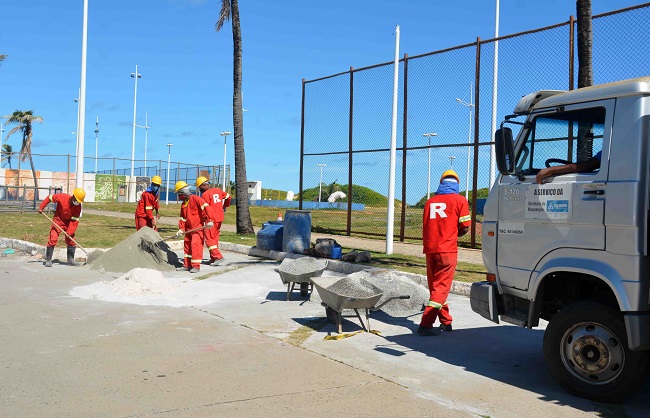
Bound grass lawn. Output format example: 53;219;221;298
0;207;486;283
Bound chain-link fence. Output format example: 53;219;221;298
0;153;231;205
300;3;650;248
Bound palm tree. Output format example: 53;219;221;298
576;0;593;162
216;0;255;234
3;110;44;199
1;143;14;169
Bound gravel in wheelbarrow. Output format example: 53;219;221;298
312;276;409;334
274;257;328;301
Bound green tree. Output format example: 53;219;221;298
1;143;14;169
3;110;44;199
216;0;254;234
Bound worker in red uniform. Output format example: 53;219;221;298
174;181;216;273
38;188;86;267
196;176;231;266
135;175;162;231
417;170;471;336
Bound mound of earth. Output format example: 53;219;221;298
88;227;179;273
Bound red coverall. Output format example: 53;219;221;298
39;193;82;247
135;191;160;230
200;187;231;262
419;193;471;329
179;195;216;269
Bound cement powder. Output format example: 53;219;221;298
87;227;179;273
105;268;175;296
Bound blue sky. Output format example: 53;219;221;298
0;0;642;194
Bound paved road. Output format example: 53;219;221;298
0;249;647;417
83;209;485;265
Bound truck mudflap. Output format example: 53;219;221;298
470;282;500;324
624;312;650;351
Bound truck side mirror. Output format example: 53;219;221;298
495;128;515;174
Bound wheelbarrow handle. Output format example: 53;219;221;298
371;295;411;311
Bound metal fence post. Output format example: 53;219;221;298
569;14;575;90
399;53;409;242
346;67;354;236
299;78;306;210
470;37;482;248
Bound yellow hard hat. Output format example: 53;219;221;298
440;169;460;183
175;180;189;193
72;188;86;203
151;175;162;186
195;176;209;187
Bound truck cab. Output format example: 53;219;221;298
471;76;650;402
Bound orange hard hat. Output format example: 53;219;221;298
440;169;460;183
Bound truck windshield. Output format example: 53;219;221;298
516;107;605;176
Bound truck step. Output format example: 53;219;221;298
500;311;528;327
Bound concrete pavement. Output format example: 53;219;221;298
0;248;647;417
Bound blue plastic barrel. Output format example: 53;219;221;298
282;210;312;254
256;221;284;251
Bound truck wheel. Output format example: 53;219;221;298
543;301;649;403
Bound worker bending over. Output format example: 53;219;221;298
38;188;86;267
417;170;471;336
174;181;217;273
135;175;162;230
196;176;231;266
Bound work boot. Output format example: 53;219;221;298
416;326;441;337
67;246;81;266
44;246;54;267
440;323;453;332
209;258;223;267
176;266;190;271
189;268;200;274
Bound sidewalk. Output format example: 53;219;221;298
83;209;484;265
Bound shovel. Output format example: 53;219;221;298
40;212;89;256
139;224;212;255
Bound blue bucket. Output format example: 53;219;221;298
282;210;312;254
256;221;284;251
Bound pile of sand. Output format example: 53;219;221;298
87;227;179;273
105;268;175;296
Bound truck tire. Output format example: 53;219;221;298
543;300;649;403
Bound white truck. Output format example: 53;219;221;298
471;76;650;402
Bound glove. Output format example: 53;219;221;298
206;221;214;228
175;229;184;237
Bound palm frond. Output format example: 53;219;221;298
215;0;231;32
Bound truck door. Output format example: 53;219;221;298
496;100;613;291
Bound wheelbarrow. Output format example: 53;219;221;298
274;257;328;301
312;276;410;334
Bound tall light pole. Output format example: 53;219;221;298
422;132;438;199
130;65;141;180
135;111;151;174
94;116;99;173
74;92;80;159
165;143;173;205
490;0;500;187
317;163;326;203
456;88;474;200
449;156;456;169
75;0;88;189
220;131;232;190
